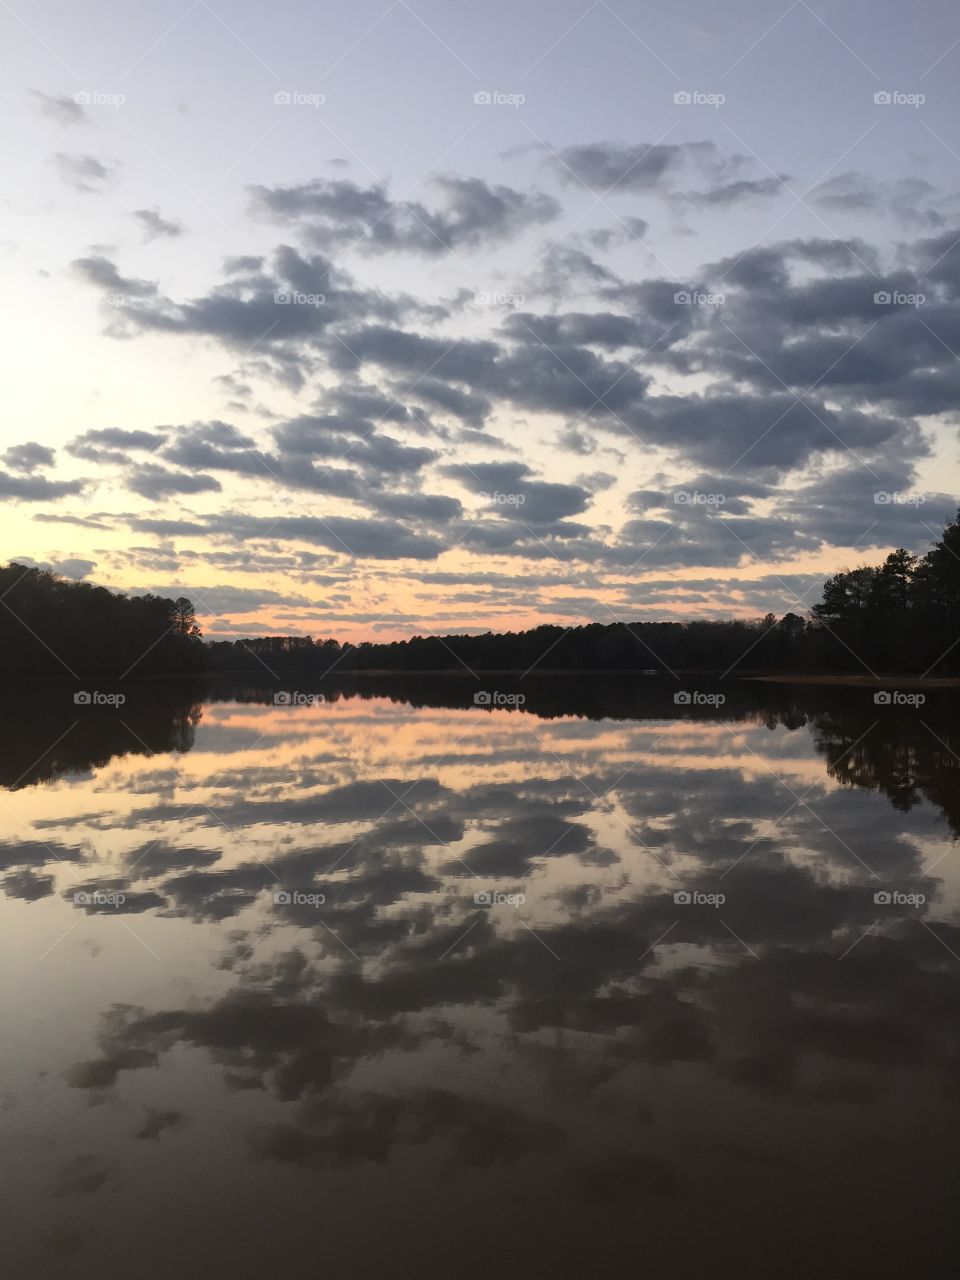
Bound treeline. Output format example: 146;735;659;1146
5;509;960;678
0;564;204;677
206;616;807;675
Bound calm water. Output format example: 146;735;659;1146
2;676;960;1277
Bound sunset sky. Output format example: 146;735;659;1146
2;0;960;641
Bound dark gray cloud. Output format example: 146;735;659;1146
444;461;592;524
249;174;561;255
549;139;786;207
119;511;448;561
3;442;55;473
67;427;167;465
76;246;402;390
126;463;222;499
674;176;787;208
0;472;85;500
200;514;446;560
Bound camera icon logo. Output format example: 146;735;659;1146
274;691;293;705
874;290;891;304
874;691;892;705
74;690;91;705
473;691;492;705
674;691;692;705
73;890;91;905
673;90;692;104
874;491;892;504
274;90;292;105
874;890;892;904
673;890;692;905
674;290;690;304
74;90;92;105
474;890;493;905
473;90;492;105
273;890;292;905
873;91;892;105
274;290;292;305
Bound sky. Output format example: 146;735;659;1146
2;0;960;641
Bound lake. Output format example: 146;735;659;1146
2;676;959;1277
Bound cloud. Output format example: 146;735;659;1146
140;584;310;616
675;176;787;208
37;146;960;592
66;427;167;465
132;208;184;240
0;473;85;500
53;153;117;193
249;174;561;255
134;1108;185;1140
205;514;446;560
52;1155;115;1197
549;139;786;207
33;513;112;530
29;89;87;126
70;255;157;298
444;461;592;524
125;463;222;499
3;442;55;473
809;172;946;229
48;558;96;579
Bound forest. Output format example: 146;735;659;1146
0;563;204;677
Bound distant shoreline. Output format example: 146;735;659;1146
746;673;960;688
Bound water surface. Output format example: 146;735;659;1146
2;677;959;1277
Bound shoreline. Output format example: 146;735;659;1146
746;673;960;688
